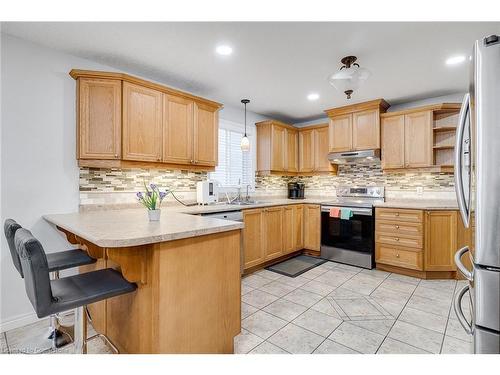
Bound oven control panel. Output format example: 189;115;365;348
336;186;384;198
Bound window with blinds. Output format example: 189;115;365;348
210;121;254;189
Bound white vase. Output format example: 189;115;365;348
148;209;161;221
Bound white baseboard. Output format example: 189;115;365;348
0;311;41;333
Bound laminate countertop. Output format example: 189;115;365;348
43;209;244;248
373;199;459;210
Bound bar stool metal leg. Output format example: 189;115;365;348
74;306;87;354
48;270;73;349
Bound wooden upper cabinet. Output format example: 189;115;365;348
285;129;299;172
325;99;390;154
270;124;286;171
299;129;315;172
263;207;284;261
381;115;405;169
122;82;163;162
193;102;218;166
243;209;265;270
352;109;380;150
162;95;193;164
71;70;222;170
424;211;457;271
404;110;433;168
77;78;122;160
328;114;352;152
313;125;332;172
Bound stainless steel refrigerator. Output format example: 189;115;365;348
454;34;500;354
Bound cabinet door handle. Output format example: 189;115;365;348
396;253;400;258
190;160;194;164
114;154;118;159
395;225;400;229
395;237;400;241
157;157;161;161
395;212;400;217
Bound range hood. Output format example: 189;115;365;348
328;149;380;164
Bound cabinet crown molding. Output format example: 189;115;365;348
70;69;223;110
324;98;390;117
380;103;461;118
255;119;295;130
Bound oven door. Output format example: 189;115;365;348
321;206;374;252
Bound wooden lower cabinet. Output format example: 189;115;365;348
242;204;309;272
303;204;321;252
376;207;462;278
242;209;265;269
263;207;284;261
424;210;457;271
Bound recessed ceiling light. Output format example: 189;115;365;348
446;55;466;66
307;93;320;101
216;45;233;56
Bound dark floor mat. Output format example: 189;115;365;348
266;255;327;278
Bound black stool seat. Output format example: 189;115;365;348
47;249;96;272
49;269;137;316
4;219;96;278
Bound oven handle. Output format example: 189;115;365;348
321;207;373;216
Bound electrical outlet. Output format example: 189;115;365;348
416;186;424;195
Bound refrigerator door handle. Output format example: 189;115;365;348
454;93;471;228
454;284;473;335
454;246;473;281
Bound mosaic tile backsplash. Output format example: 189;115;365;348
254;163;455;192
80;167;207;192
80;163;453;193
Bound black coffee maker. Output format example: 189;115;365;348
288;182;305;199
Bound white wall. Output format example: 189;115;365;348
0;34;269;331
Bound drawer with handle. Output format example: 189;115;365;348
375;243;423;270
376;208;423;223
376;232;423;249
376;220;423;238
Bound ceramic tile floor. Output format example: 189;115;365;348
1;261;473;355
237;261;474;354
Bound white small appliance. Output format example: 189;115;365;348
196;180;218;205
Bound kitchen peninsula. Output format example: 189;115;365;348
43;209;243;354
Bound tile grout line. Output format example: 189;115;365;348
372;273;422;353
440;280;460;354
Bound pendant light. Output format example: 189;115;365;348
241;99;250;151
328;56;371;99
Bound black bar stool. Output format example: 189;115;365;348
15;228;137;354
4;219;96;348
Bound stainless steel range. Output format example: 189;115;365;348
320;186;384;269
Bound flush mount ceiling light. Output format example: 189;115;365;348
215;45;233;56
307;93;320;101
328;56;371;99
445;55;466;65
241;99;250;152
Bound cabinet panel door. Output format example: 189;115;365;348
123;82;163;162
299;129;315;172
294;205;304;250
243;209;264;269
264;207;284;260
304;205;320;251
78;78;122;160
404;111;433;168
163;94;193;164
329;114;352;152
271;125;286;171
314;126;332;172
352;109;380;150
381;115;405;169
282;206;295;254
193;102;218;166
285;129;299;172
424;211;457;271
